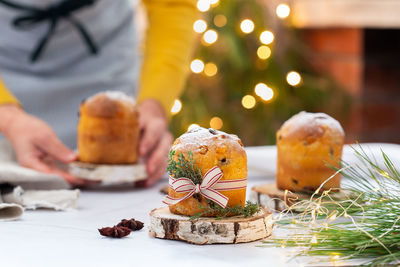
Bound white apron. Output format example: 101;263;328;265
0;0;140;148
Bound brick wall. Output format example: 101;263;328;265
302;28;400;144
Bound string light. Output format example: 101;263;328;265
257;45;271;60
240;19;255;34
204;62;218;77
254;83;274;101
311;235;318;244
193;19;207;33
259;30;274;45
214;14;227;27
197;0;210;12
190;59;204;73
209;0;219;5
209;116;223;129
379;170;390;178
331;252;342;266
203;29;218;45
188;124;200;131
286;71;302;86
170;99;182;115
276;3;290;19
241;95;256;109
328;212;337;222
331;254;340;261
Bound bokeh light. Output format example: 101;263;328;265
209;116;223;129
170;99;182;115
259;30;274;45
240;19;255;34
286;71;302;86
257;45;271;60
197;0;210;12
241;95;256;109
203;29;218;45
204;62;218;77
276;3;290;19
214;14;227;27
188;124;200;131
193;19;207;33
255;83;266;96
254;83;274;101
190;59;204;73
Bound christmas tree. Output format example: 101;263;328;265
170;0;350;146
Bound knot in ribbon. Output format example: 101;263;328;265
194;184;201;194
0;0;98;62
163;166;247;208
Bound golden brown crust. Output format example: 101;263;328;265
80;91;137;118
276;112;344;192
77;91;139;164
168;127;247;216
277;111;344;143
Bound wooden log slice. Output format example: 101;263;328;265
251;182;348;212
149;207;273;245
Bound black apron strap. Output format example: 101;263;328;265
0;0;99;63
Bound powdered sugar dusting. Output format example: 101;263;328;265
174;127;241;149
88;91;136;105
282;111;344;136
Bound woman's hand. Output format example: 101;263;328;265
137;99;173;187
0;105;86;186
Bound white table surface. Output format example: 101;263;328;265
2;144;400;267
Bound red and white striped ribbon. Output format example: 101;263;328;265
162;166;247;208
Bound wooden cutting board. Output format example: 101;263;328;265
69;161;147;185
252;182;348;212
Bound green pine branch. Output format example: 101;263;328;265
263;145;400;266
166;150;202;185
190;201;261;220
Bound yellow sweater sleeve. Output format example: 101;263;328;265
138;0;198;114
0;76;19;106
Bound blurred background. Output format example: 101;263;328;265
167;0;400;146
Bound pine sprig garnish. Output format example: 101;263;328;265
264;145;400;266
166;150;202;185
190;201;261;220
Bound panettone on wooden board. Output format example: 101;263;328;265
276;111;344;192
77;91;139;164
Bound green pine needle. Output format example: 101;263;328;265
166;150;202;185
264;145;400;266
190;201;261;220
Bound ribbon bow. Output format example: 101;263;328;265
163;166;247;208
0;0;98;62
